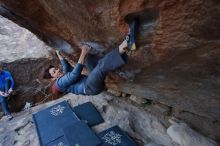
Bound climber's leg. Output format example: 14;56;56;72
84;40;128;95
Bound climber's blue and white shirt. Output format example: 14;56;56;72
55;59;87;95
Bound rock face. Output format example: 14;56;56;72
0;0;220;61
1;58;60;112
0;15;59;112
0;0;220;144
0;15;51;62
167;122;218;146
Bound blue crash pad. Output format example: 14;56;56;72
98;126;137;146
33;101;79;146
72;102;104;126
63;121;101;146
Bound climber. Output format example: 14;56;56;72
44;20;137;96
0;64;14;120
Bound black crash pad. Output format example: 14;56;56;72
63;121;101;146
98;126;137;146
72;102;104;127
33;101;79;146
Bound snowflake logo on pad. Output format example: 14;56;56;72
50;105;65;116
102;131;122;145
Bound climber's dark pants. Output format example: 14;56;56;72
84;48;128;95
0;79;11;115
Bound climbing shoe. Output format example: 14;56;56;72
126;19;138;51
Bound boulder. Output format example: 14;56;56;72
167;122;218;146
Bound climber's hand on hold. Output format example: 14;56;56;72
78;45;91;64
56;50;64;60
81;44;91;56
